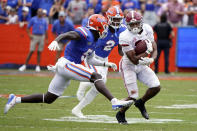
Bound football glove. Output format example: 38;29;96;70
48;41;60;51
47;65;57;72
139;57;154;66
105;62;117;71
145;39;153;54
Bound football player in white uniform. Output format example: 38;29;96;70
117;10;161;124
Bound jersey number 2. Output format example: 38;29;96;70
103;40;115;51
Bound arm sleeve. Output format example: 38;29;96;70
27;18;33;29
119;34;134;53
75;27;88;40
86;52;105;66
146;25;155;42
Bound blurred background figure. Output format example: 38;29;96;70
121;0;140;12
6;7;18;24
7;0;18;9
52;11;74;61
49;0;64;24
142;0;157;26
81;7;94;27
18;8;48;72
88;0;102;14
186;0;197;26
166;0;185;27
31;0;41;17
66;0;87;25
17;0;32;17
101;0;120;15
154;13;175;74
19;6;30;27
0;0;8;24
43;9;49;24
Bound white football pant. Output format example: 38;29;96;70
75;56;108;110
119;58;160;99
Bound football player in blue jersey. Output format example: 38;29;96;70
4;14;133;115
72;6;128;118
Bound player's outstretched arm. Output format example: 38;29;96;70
55;31;81;42
86;52;117;71
48;31;82;51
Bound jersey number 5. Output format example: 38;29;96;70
81;49;93;61
104;40;116;51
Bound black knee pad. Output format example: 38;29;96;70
90;72;102;83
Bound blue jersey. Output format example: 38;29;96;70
64;27;96;64
95;25;126;58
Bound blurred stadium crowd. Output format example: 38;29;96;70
0;0;197;27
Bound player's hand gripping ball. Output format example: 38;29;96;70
135;39;153;55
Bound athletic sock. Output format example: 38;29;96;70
15;97;21;103
77;87;98;110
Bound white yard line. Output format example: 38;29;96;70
43;115;183;124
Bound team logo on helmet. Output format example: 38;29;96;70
87;14;108;39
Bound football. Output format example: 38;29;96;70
134;40;147;55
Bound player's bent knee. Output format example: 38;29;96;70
152;86;161;93
90;72;102;83
44;92;58;104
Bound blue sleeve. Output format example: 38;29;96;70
75;27;88;41
27;18;33;28
52;21;57;33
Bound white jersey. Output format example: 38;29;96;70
119;23;154;64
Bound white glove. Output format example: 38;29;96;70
48;41;60;51
145;39;153;54
105;62;117;71
139;57;154;66
47;65;57;72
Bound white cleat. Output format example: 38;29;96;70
72;107;86;118
111;98;133;110
18;65;26;72
35;66;41;72
4;94;16;114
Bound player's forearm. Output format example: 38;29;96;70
54;31;80;42
150;42;157;60
86;56;105;66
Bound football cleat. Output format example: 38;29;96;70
4;94;16;114
72;107;86;118
116;111;128;125
134;99;149;119
111;98;133;110
18;65;26;72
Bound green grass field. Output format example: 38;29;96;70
0;70;197;131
